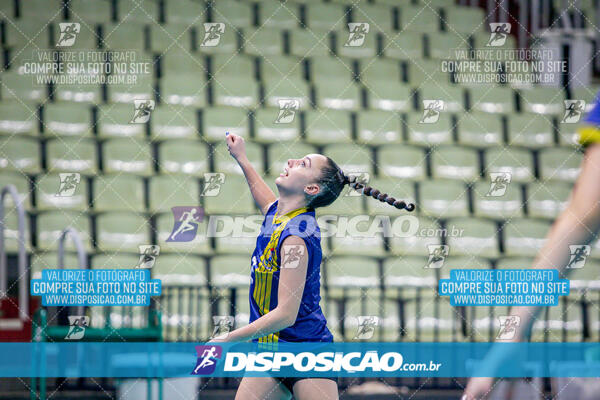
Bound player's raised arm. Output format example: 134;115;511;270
225;133;276;214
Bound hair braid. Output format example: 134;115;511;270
342;174;416;212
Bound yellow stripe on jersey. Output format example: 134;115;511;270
578;126;600;146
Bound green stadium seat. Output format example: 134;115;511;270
367;81;412;111
212;77;259;108
210;54;253;82
445;217;499;258
95;212;151;252
31;252;81;278
378;145;427;180
197;22;238;54
214;223;258;255
389;216;442;257
538;147;582;182
260;55;304;84
153;254;206;284
1;210;31;253
0;0;15;19
519;87;565;115
472;180;523;219
160;74;207;107
213;141;263;175
202;106;249;140
419;179;469;218
457;113;503;147
469;86;516;114
526;181;571;220
19;0;64;21
472;30;517;51
305;3;346;30
149;23;194;53
92;174;145;212
507;114;554;148
156;212;211;255
304;110;352;144
210;255;251;327
356;110;402;145
46;137;97;175
364;177;416;216
289;29;331;57
0;172;32;210
503;218;551;257
405;113;453;145
203;174;256;215
100;23;146;50
51;21;98;49
68;0;112;24
431;146;480;181
309;56;354;82
407;58;450;84
35;173;88;211
483;147;535;183
324;143;373;174
320;184;364;216
3;19;51;49
164;0;207;24
0;102;39;137
399;6;440;32
253;108;301;143
495;257;535;269
90;253;140;269
428;32;469;60
36;211;92;251
116;0;159;23
444;6;486;34
44;103;92;137
1;72;46;102
335;27;378;59
419;83;466;112
558;119;582;147
150;105;199;140
148;174;200;213
349;3;394;32
258;1;300;28
158;139;208;176
97;104;146;139
382;31;424;60
267;143;318;176
53;83;102;103
211;0;253;28
0;137;41;174
315;79;362;111
358;59;401;86
243;28;284;56
106;75;155;104
160;49;205;75
102;138;153;176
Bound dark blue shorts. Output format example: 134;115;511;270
274;376;338;395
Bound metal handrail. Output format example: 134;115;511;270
0;184;28;320
57;227;88;316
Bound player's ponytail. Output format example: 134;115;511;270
341;173;416;212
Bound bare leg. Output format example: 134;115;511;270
235;377;291;400
293;378;339;400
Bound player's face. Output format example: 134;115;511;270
275;153;328;197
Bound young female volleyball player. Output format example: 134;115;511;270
463;92;600;400
212;133;413;400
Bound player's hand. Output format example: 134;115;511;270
226;133;247;162
462;376;494;400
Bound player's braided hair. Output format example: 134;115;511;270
305;157;416;212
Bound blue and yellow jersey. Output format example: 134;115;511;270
578;91;600;146
249;200;333;343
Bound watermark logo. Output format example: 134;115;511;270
486;172;512;197
56;23;80;47
345;23;370;47
192;345;222;375
274;99;299;124
426;245;449;269
496;315;520;340
167;206;204;242
211;316;234;339
281;244;305;269
137;245;160;269
64;316;89;340
486;23;511;47
56;173;81;197
344;172;369;197
566;245;590;269
201;23;225;47
129;99;155;123
562;100;586;124
353;315;379;340
202;173;225;196
419;100;444;124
